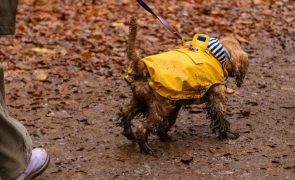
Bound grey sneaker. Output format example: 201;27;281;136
16;148;50;180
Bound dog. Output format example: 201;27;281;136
117;17;249;154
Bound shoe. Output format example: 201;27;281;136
16;148;50;180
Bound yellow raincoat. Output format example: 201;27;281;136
127;34;229;100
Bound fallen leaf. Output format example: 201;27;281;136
82;51;93;59
222;171;234;175
111;22;125;27
286;129;295;134
281;85;294;91
30;47;55;54
34;70;48;81
252;0;271;5
97;11;108;16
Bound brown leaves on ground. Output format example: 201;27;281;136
0;0;295;179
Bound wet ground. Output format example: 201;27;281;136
0;0;294;179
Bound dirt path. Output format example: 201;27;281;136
0;0;294;179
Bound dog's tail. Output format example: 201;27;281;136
127;17;142;72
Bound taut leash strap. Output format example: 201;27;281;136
136;0;184;41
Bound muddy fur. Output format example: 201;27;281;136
117;18;249;154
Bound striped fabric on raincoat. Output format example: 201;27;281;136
208;37;229;67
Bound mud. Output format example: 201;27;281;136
0;0;294;179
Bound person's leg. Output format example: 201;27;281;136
0;66;33;180
0;1;49;179
0;0;18;35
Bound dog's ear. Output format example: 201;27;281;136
220;37;249;88
233;50;249;87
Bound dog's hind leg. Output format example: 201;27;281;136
117;98;142;141
157;105;181;142
206;85;240;140
135;111;162;154
135;96;176;154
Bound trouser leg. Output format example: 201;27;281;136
0;66;32;180
0;0;18;35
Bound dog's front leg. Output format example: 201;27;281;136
206;85;239;140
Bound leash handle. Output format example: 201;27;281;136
136;0;184;42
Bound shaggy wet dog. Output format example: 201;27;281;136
117;18;249;154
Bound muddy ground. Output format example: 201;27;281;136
0;0;294;179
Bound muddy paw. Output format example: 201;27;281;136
218;131;240;140
122;131;136;141
138;142;154;155
226;131;240;139
158;134;172;142
115;116;123;127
